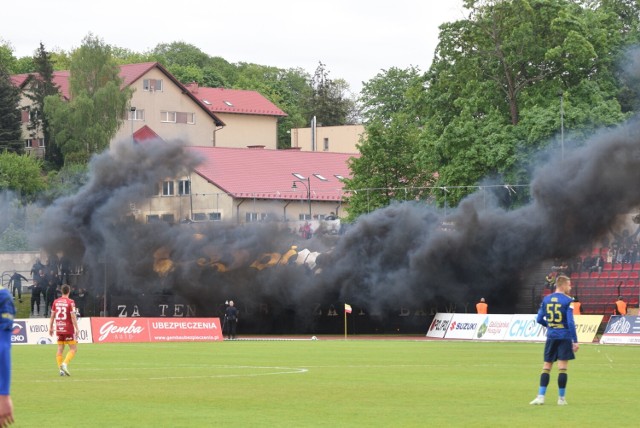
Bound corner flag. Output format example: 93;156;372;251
344;303;352;314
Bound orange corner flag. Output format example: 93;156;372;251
344;303;352;314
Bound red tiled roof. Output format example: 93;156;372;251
185;84;286;117
133;125;162;143
11;62;224;126
189;147;356;201
11;71;71;100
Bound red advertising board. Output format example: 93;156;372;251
91;317;223;343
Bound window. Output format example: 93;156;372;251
209;212;222;221
161;111;177;123
162;181;174;196
128;109;145;121
21;109;30;123
178;180;190;195
246;212;259;222
143;79;163;92
323;138;329;151
193;213;207;221
147;215;160;223
25;139;31;148
161;214;175;223
299;213;311;221
37;138;45;147
161;111;194;124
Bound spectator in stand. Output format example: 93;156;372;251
30;259;43;284
545;272;557;289
8;272;27;303
590;255;603;273
30;273;46;316
606;248;614;264
59;256;72;285
572;297;581;316
476;298;488;314
615;296;627;316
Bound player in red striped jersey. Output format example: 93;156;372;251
48;284;79;376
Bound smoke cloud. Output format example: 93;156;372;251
32;119;640;328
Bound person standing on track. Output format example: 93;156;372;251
48;284;79;376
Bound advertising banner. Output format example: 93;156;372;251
502;314;546;342
12;318;93;345
475;315;513;341
573;315;602;343
91;317;223;343
426;313;453;338
443;314;482;340
427;313;603;343
600;315;640;345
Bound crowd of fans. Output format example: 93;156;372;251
542;230;640;315
27;257;88;318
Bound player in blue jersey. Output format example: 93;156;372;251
0;286;16;425
530;275;579;406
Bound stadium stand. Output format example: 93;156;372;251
544;246;640;319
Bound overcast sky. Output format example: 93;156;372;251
2;0;466;94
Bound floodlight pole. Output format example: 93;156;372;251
292;175;311;219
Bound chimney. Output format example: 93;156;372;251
186;81;198;94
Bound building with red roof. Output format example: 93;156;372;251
184;83;286;150
15;62;289;156
136;146;357;225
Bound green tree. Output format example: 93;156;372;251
345;66;431;218
0;223;29;251
306;62;357;126
359;66;423;124
0;151;46;199
150;42;212;68
419;0;631;207
0;41;17;73
26;43;63;170
344;113;427;219
45;34;132;164
0;62;23;153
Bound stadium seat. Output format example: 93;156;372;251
603;263;613;271
620;271;630;279
609;272;619;279
623;263;633;271
596;279;606;288
626;279;636;287
606;279;616;287
614;263;623;271
630;271;639;279
590;271;600;279
633;262;640;271
580;272;590;279
570;272;579;279
600;271;610;279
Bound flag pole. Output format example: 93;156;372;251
344;303;352;340
344;307;347;340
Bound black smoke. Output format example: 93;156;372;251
34;120;640;327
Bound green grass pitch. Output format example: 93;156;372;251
10;339;639;427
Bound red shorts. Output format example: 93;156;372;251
57;334;77;344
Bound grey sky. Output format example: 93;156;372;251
2;0;466;93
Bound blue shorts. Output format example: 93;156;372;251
543;338;575;362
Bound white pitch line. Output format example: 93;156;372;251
20;366;308;383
